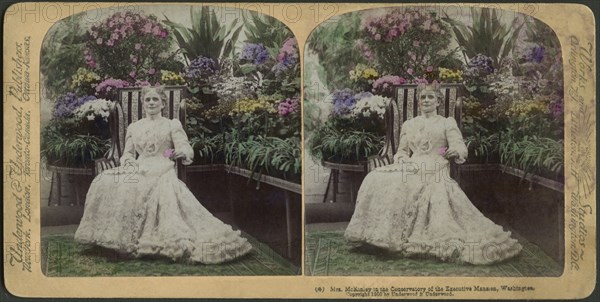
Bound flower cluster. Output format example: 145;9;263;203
89;11;168;48
527;44;545;64
272;38;299;75
464;54;495;79
160;70;186;85
54;93;97;118
85;11;173;82
438;67;463;83
203;100;235;120
70;68;101;92
278;97;299;116
487;72;520;100
94;78;130;99
73;98;113;122
372;75;406;95
213;76;258;103
331;88;357;116
548;97;563;120
349;64;379;83
462;96;483;117
505;98;550;119
230;97;277;117
240;43;270;65
184;56;218;83
362;9;445;43
351;92;389;118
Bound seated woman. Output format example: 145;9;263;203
75;86;252;264
344;83;522;265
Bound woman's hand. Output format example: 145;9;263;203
172;150;188;161
444;147;466;164
443;147;460;159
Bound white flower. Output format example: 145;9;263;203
351;94;390;119
87;113;95;121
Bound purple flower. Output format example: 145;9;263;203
331;89;357;116
372;75;406;94
272;38;299;75
354;91;374;101
528;45;545;63
53;93;97;118
184;56;218;82
464;54;495;79
148;68;156;75
240;43;270;65
95;78;130;99
277;97;299;116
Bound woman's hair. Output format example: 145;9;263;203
141;86;167;103
416;82;444;101
141;86;168;115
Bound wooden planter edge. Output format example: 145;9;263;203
460;163;564;193
187;163;301;194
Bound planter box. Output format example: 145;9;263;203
460;164;564;264
186;164;302;266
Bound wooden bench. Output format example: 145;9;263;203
367;83;465;181
94;85;189;182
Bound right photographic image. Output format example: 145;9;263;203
303;6;564;276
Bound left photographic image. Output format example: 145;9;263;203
40;4;301;276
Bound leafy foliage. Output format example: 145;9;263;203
499;130;563;179
308;12;368;90
41;14;88;98
42;126;109;167
442;8;523;65
244;11;293;51
309;119;384;163
164;7;243;64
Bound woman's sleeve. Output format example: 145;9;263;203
393;120;411;163
171;119;194;165
445;117;468;163
119;124;136;165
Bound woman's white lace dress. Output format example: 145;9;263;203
344;115;522;265
75;117;252;264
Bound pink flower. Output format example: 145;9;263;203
96;38;103;45
163;148;175;159
131;56;138;64
426;66;434;72
437;147;447;156
374;34;381;41
135;43;142;50
129;71;136;79
148;68;156;75
110;32;119;40
159;31;167;38
106;39;114;47
142;23;153;34
407;68;414;75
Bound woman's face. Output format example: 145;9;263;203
419;89;439;114
143;90;164;116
